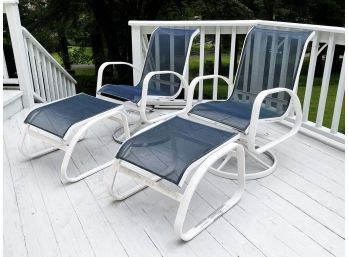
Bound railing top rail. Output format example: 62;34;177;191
129;20;345;34
22;27;77;84
3;0;19;5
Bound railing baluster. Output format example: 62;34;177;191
213;26;220;100
302;34;319;122
33;45;47;101
66;77;72;96
250;30;266;102
46;61;55;100
3;48;9;79
52;67;60;99
331;54;345;134
242;35;251;101
62;74;68;97
72;81;76;95
228;26;236;97
316;33;335;128
57;70;66;98
27;40;40;96
198;27;205;100
41;55;51;102
169;32;175;95
277;34;290;113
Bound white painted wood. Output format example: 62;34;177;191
131;26;144;85
316;33;335;127
40;54;51;102
242;36;251;101
213;26;220;100
228;26;236;97
3;150;28;257
52;67;60;99
46;61;56;100
3;78;19;84
198;27;205;100
3;90;23;120
4;107;345;257
330;54;345;134
3;48;9;78
58;72;66;97
4;2;34;107
33;46;46;100
129;20;344;34
302;34;319;121
21;28;76;84
277;35;290;113
26;40;40;95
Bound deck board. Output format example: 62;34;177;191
3;107;345;257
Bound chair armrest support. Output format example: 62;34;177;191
184;75;234;112
139;71;189;123
96;62;142;92
247;88;303;154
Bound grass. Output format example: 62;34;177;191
54;49;344;134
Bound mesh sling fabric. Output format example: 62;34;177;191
99;27;198;103
116;117;238;185
24;93;120;138
190;26;312;132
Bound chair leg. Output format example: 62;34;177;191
60;111;130;183
18;124;60;159
174;143;245;241
108;160;151;200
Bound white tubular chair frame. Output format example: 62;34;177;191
139;70;190;123
19;107;130;183
109;138;245;241
183;74;304;180
96;61;142;92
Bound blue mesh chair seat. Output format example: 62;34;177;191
99;84;164;103
24;93;120;139
189;100;279;132
116;117;238;185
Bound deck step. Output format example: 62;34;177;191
3;89;24;120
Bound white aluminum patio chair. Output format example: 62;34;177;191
96;27;199;137
19;93;130;183
185;26;315;179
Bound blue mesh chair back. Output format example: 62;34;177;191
99;27;198;103
189;26;312;132
231;26;311;115
139;27;198;96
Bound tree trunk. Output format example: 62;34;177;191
57;29;71;71
90;25;106;76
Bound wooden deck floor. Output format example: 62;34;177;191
4;107;345;257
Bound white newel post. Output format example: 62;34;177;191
131;25;144;85
4;0;34;107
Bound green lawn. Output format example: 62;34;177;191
53;49;344;134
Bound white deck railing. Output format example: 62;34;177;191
129;20;345;149
22;28;76;102
3;0;76;106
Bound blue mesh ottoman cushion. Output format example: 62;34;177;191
116;117;238;185
24;93;120;138
189;100;279;132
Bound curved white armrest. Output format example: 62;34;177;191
184;75;234;112
247;88;303;154
96;62;142;92
139;71;189;123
